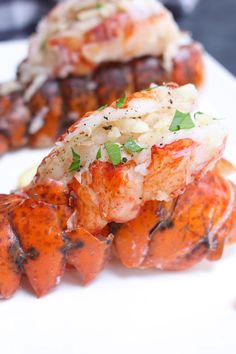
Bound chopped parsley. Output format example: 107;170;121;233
116;94;126;108
69;148;81;172
98;104;108;111
95;3;104;9
169;110;195;132
124;137;143;153
105;141;121;166
96;147;102;160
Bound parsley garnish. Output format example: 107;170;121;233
169;110;195;132
69;148;81;172
95;3;104;9
98;104;108;111
116;94;126;108
124;137;143;153
96;147;102;160
105;141;121;166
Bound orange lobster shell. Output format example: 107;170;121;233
0;167;235;299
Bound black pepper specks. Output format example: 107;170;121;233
103;125;112;131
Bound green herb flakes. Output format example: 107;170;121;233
69;148;81;172
105;141;121;166
96;147;102;160
124;137;143;153
116;94;126;108
95;3;104;9
169;110;195;132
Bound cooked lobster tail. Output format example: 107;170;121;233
0;42;203;154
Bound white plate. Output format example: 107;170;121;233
0;40;236;354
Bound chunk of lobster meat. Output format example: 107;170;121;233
143;139;196;201
28;80;63;148
10;199;65;297
88;161;144;223
66;228;113;285
144;137;227;201
113;172;236;270
0;212;23;299
68;175;107;234
171;43;204;88
68;161;144;233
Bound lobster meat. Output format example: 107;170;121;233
0;0;204;154
35;84;227;232
0;84;235;299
